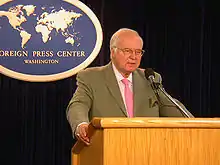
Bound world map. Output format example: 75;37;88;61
0;4;82;49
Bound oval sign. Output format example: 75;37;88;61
0;0;103;82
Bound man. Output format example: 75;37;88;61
66;28;193;145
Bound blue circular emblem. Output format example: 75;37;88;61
0;0;103;81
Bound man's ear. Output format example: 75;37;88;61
110;48;116;59
111;47;116;53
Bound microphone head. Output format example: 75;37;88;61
144;68;155;80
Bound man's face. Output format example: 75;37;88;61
111;33;143;77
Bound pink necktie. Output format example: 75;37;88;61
122;78;133;117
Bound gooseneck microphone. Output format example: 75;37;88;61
144;68;159;91
144;68;192;118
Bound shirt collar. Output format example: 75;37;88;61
112;63;133;83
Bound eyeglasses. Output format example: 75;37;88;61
113;47;145;57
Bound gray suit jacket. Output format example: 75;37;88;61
66;62;193;133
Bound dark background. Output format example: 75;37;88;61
0;0;219;164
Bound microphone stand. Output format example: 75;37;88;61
155;83;192;118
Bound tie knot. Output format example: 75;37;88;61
122;78;129;85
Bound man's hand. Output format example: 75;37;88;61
75;123;90;145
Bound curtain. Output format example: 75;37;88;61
0;0;219;164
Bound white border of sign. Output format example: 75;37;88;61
0;0;103;82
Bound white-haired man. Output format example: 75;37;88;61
66;28;193;145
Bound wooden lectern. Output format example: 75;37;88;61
71;118;220;165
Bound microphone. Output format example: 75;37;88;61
144;68;192;118
144;68;161;108
144;68;159;91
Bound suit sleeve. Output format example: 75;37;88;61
66;71;93;135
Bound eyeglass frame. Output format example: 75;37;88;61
112;47;145;57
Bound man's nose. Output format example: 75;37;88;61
129;51;136;59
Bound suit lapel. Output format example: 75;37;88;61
133;70;141;116
103;63;128;117
133;70;152;116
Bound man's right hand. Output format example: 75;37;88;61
75;123;90;145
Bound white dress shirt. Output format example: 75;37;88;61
112;63;133;110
